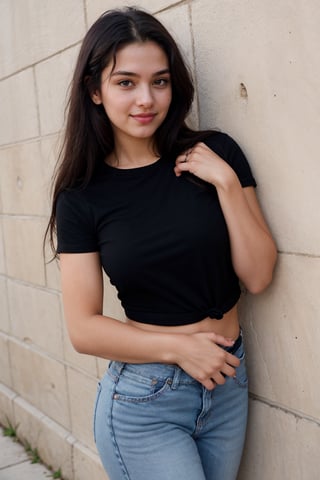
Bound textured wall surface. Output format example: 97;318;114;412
0;1;319;479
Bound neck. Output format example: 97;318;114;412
109;136;159;169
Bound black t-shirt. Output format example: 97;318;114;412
56;132;256;326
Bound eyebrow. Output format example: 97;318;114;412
111;69;170;77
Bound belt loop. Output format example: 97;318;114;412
118;362;126;373
111;361;126;382
170;366;182;390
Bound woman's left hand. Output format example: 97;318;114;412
174;142;237;189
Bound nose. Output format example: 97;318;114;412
136;84;154;108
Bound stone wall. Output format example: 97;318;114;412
0;1;319;479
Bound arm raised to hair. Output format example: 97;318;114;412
175;142;277;293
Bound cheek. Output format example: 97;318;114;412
160;90;172;111
103;96;131;116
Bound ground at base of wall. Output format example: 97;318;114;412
0;426;56;480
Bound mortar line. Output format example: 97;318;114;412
154;0;188;15
0;131;63;150
83;0;89;30
188;0;200;129
32;66;41;138
2;274;61;295
4;278;14;388
278;250;320;259
4;333;69;370
0;41;82;83
249;393;320;427
0;210;13;387
1;213;50;220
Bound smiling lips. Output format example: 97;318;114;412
131;113;156;124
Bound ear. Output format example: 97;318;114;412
91;90;102;105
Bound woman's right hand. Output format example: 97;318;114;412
174;331;240;390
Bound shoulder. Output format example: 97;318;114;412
56;187;90;215
202;131;242;158
202;131;257;188
56;188;98;254
56;186;96;235
56;165;107;211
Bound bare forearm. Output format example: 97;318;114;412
217;178;277;293
67;313;239;390
69;313;178;363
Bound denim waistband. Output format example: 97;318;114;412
223;330;242;354
107;331;243;390
108;358;195;389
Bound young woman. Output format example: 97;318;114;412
46;7;277;480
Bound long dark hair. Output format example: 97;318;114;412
45;7;215;257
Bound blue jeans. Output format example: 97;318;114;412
93;339;248;480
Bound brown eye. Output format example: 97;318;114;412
153;78;169;87
118;80;134;87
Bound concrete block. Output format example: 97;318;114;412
0;69;39;145
191;0;320;255
102;273;126;321
99;274;125;377
157;4;193;70
67;367;98;451
0;276;10;333
0;218;5;274
73;440;107;480
40;134;63;217
38;416;73;480
99;275;123;377
96;358;109;380
36;45;80;136
86;0;175;28
14;396;73;480
40;135;64;290
238;398;320;480
7;280;63;358
2;216;46;286
13;396;44;451
0;332;12;388
9;339;70;429
0;0;86;78
45;257;62;292
240;253;320;420
0;141;48;216
0;383;17;427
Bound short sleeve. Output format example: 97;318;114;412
56;189;98;253
205;133;257;188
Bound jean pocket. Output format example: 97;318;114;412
93;381;102;443
113;371;171;403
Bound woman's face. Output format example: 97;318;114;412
92;41;172;145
